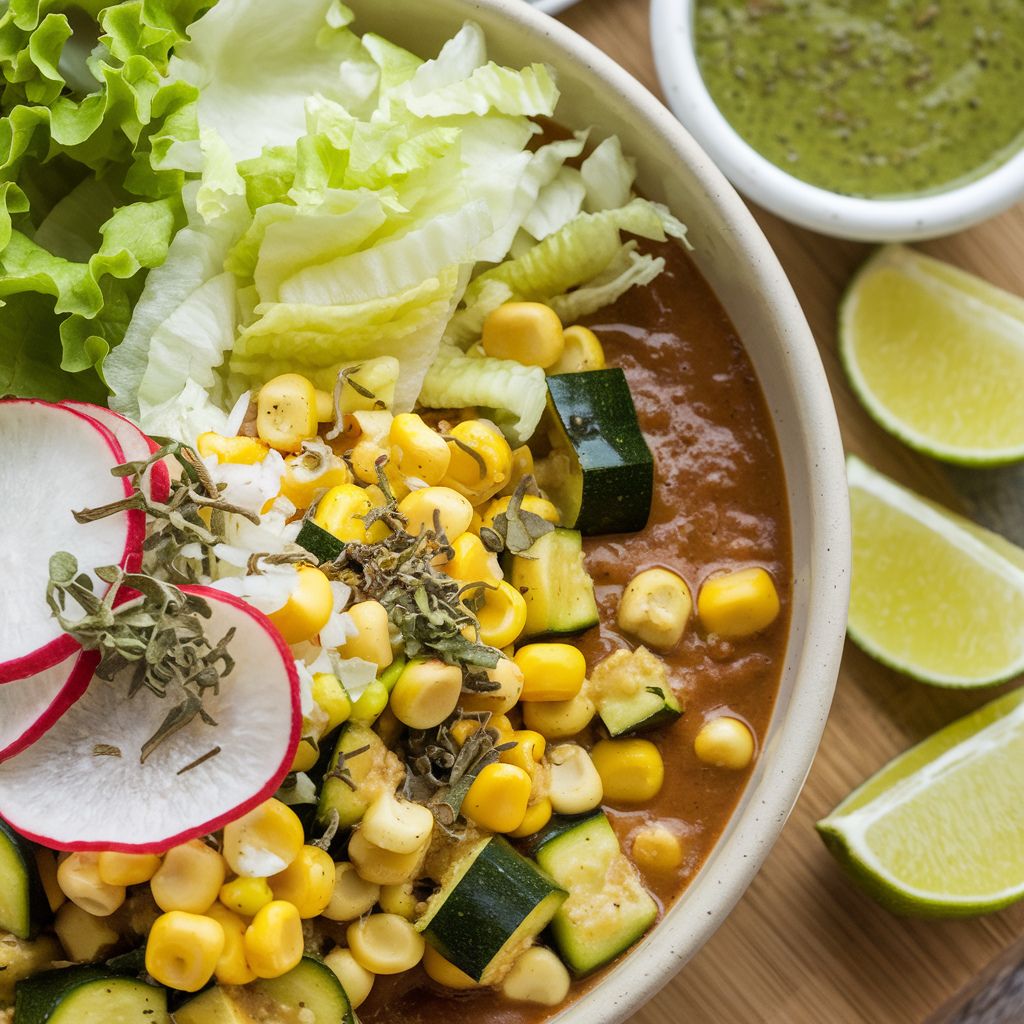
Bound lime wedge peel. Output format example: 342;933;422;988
847;456;1024;688
840;245;1024;466
817;687;1024;916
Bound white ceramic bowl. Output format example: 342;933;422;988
531;0;583;16
348;0;850;1019
651;0;1024;242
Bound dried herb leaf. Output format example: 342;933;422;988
488;477;555;556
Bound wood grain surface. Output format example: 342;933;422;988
559;1;1024;1021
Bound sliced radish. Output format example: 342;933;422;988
0;400;144;684
0;587;301;852
0;650;98;762
61;401;171;505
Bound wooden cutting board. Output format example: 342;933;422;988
562;1;1024;1020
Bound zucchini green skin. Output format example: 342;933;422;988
417;837;566;983
175;958;354;1024
296;519;346;563
546;370;654;536
0;820;51;940
14;967;167;1024
316;722;386;829
509;529;599;639
597;685;683;738
534;811;657;976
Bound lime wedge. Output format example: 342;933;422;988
840;245;1024;465
848;456;1024;687
817;686;1024;916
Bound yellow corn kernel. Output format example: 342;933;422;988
314;483;373;543
501;730;547;776
398;486;473;541
474;580;528;648
548;325;606;374
459;658;524;716
268;845;335;919
57;853;125;917
422;944;479;990
462;762;532;833
443;533;502;585
501;946;571;1007
325;947;376;1008
361;792;434;856
694;716;755;770
280;450;352;510
498;445;536;497
482;302;565;369
450;719;483;746
150;840;226;915
206;903;256;986
244;901;304;979
441;420;513;505
377;704;404;745
389;658;463;731
267;565;334;645
314;388;334;423
256;374;319;453
146;911;225;992
347;913;425;975
222;799;305;878
509;797;553;839
378;882;416;920
312;672;351;733
514;643;587;702
97;852;161;888
522;691;596;739
337;600;393;669
196;432;269;465
290;737;319;774
490;713;516;741
390;414;451;485
547;743;603;815
54;902;119;962
34;849;64;913
347;829;423;887
480;494;560;532
631;825;684;872
697;567;780;639
618;568;692;651
219;876;273;919
349;440;389;486
350;680;389;725
322;862;380;922
590;738;665;804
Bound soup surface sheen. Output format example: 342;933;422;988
696;0;1024;197
360;240;792;1024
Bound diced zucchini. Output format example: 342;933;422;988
534;811;657;976
416;837;566;984
590;647;683;737
509;529;599;639
316;722;389;829
296;519;346;562
175;958;355;1024
0;935;61;1008
14;967;167;1024
0;820;50;940
543;370;654;535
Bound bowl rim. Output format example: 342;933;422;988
347;0;850;1020
531;0;584;15
649;0;1024;242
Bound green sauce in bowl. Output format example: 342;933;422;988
695;0;1024;198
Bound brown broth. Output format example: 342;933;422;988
359;241;791;1024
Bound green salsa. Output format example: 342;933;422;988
695;0;1024;198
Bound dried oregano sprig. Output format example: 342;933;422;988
479;476;554;556
73;440;259;584
46;553;233;764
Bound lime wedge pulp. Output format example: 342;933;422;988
817;686;1024;916
847;456;1024;687
840;245;1024;465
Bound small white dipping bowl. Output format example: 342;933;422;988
347;0;851;1020
651;0;1024;242
531;0;584;15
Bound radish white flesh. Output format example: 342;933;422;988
61;401;171;505
0;401;144;684
0;587;300;852
0;651;98;762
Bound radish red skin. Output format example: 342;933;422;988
0;650;99;762
0;400;145;684
0;586;302;853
